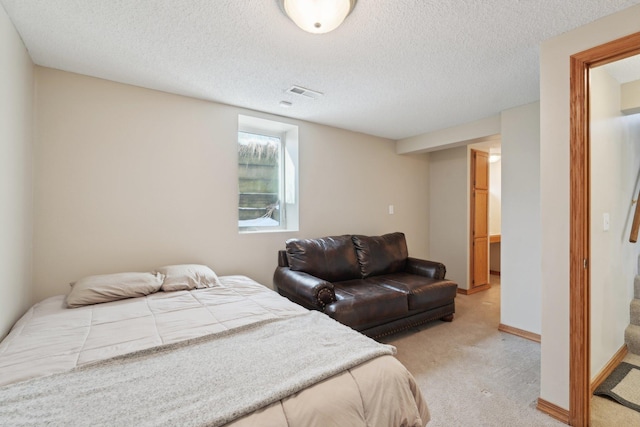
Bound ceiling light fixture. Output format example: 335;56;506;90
281;0;357;34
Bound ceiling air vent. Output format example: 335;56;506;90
286;85;323;99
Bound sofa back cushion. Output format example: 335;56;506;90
352;232;408;278
286;235;361;282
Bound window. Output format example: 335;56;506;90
238;115;298;233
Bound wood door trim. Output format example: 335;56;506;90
569;32;640;427
569;50;591;427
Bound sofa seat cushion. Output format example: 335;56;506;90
325;280;408;330
286;235;361;282
370;273;457;311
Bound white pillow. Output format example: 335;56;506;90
67;272;164;308
155;264;220;292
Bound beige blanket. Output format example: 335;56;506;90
0;311;397;426
0;276;430;426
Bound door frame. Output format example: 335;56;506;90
569;32;640;427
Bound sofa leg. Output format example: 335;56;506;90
441;314;454;322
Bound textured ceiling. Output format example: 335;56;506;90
2;0;640;140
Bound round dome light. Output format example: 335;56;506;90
282;0;357;34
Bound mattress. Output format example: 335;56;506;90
0;275;430;426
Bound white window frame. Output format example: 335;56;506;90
238;115;299;234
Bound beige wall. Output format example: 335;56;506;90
489;157;501;236
489;154;502;272
500;102;541;335
590;67;640;378
33;67;430;301
622;79;640;115
428;146;469;289
539;3;640;409
0;5;34;338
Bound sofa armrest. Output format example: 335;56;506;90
405;257;447;280
273;267;336;311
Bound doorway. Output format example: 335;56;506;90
467;142;502;296
589;53;640;424
569;32;640;427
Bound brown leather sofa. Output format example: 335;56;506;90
273;232;458;339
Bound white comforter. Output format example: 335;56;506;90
0;275;430;426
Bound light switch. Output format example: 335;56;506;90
603;213;610;231
388;205;394;215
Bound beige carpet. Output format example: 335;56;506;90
383;276;564;426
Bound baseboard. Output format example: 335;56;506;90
457;283;491;295
590;344;628;394
536;398;570;424
489;270;501;276
498;323;541;343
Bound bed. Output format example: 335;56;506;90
0;268;429;426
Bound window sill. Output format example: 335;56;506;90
239;228;299;235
